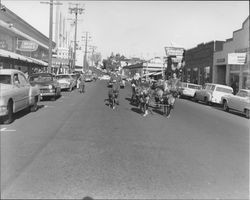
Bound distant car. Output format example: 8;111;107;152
0;69;40;124
194;83;233;105
120;78;126;88
56;74;75;91
29;73;61;101
180;82;202;98
221;89;250;118
85;74;93;82
68;73;78;87
99;75;110;80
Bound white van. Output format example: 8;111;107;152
194;83;233;105
180;82;202;98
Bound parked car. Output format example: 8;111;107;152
194;83;233;105
120;78;126;88
221;89;250;118
29;73;61;100
0;69;40;124
85;74;93;82
55;74;75;91
68;73;78;87
99;75;110;80
180;82;202;99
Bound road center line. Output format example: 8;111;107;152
1;127;16;132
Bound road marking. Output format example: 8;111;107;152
0;127;16;132
44;105;55;108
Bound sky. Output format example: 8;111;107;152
2;0;249;59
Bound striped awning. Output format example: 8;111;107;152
0;49;47;67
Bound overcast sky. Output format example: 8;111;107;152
3;0;249;59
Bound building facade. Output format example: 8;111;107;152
183;41;224;85
0;6;56;74
213;16;250;91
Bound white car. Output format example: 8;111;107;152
56;74;75;91
180;82;202;98
194;83;233;105
221;89;250;119
0;69;40;124
99;75;110;80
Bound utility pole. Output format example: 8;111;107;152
40;0;62;73
81;32;91;72
69;3;84;72
90;45;97;67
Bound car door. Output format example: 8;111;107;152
12;73;26;111
18;72;30;108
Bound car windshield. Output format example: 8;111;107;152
181;83;187;87
215;87;233;93
237;90;250;97
188;84;201;89
0;75;12;84
29;74;53;82
56;75;70;79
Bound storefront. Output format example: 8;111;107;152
184;41;224;85
213;16;249;91
0;6;56;74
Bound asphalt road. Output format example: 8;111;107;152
1;80;249;199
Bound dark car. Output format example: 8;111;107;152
29;73;61;101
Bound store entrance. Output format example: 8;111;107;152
216;65;226;85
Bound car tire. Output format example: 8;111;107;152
30;96;38;112
223;101;229;112
244;109;250;119
193;94;198;102
4;101;14;124
204;97;209;105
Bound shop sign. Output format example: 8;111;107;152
216;58;225;63
228;53;246;65
165;47;184;57
17;40;38;52
0;40;8;49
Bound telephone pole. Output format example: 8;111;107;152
40;0;62;73
69;3;84;72
81;32;91;72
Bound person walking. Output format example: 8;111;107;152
79;74;85;93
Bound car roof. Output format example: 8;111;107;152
239;89;250;93
30;72;53;76
205;83;233;89
0;69;23;75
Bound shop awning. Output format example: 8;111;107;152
28;57;48;66
0;49;47;67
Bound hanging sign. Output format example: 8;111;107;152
17;40;38;52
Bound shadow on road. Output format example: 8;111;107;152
131;107;142;115
82;196;94;200
211;104;248;119
0;104;46;125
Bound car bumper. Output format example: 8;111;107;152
40;89;56;97
0;105;8;116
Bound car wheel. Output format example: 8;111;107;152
51;95;56;101
204;97;209;105
4;101;14;124
244;109;250;119
30;96;38;112
193;94;198;102
223;101;229;112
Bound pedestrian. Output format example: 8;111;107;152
79;74;85;93
231;80;237;95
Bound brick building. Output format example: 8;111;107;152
183;41;224;85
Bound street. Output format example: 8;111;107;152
1;80;249;199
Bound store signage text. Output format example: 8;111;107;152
17;40;38;52
228;53;246;65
